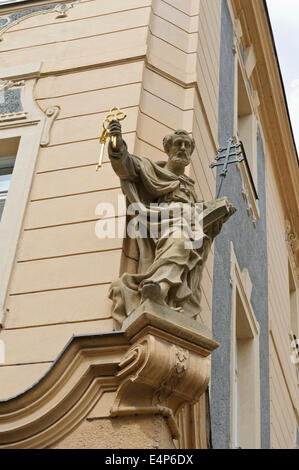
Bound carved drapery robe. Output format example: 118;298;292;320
108;142;232;328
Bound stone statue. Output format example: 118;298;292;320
107;120;236;328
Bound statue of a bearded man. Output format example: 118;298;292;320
107;120;236;328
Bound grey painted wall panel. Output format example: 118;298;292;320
210;0;235;450
210;0;270;449
0;88;23;114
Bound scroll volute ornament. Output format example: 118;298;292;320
40;106;60;147
285;219;299;270
111;334;210;438
285;219;298;254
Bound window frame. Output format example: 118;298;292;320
0;153;17;221
0;62;44;327
229;242;261;449
288;259;298;338
233;28;261;228
237;62;258;186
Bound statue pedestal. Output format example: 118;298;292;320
123;299;217;353
109;299;219;446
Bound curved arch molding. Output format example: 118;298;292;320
0;303;218;449
0;332;128;449
0;1;81;40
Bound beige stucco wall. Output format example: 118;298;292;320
0;0;222;400
51;415;175;449
265;142;299;448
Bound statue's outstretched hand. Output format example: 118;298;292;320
108;119;123;150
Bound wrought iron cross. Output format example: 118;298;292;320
210;137;244;198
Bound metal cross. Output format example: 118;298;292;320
209;137;244;198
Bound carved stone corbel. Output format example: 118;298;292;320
111;335;210;439
110;299;218;440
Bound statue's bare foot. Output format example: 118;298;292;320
141;281;167;306
171;306;184;313
141;281;184;314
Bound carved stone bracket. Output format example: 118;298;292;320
110;299;219;440
111;335;210;439
40;106;60;147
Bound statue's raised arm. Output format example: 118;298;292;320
107;120;141;182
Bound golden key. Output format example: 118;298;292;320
96;107;127;171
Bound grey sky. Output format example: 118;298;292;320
267;0;299;152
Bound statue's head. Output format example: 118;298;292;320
163;130;195;170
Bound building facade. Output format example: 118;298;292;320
0;0;298;449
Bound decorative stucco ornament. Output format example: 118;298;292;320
54;1;80;18
0;79;25;91
40;106;60;147
111;334;211;439
0;1;81;40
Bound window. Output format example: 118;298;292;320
0;137;18;221
0;157;15;220
0;1;29;5
233;288;259;449
289;260;298;337
233;33;260;227
237;63;258;188
230;244;260;449
288;260;299;383
233;334;239;448
0;62;43;327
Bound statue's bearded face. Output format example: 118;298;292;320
167;136;193;168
